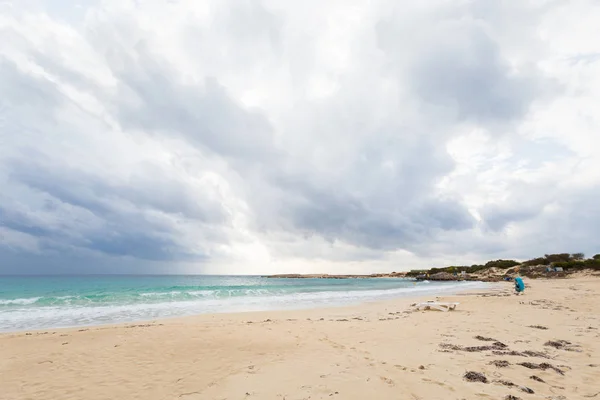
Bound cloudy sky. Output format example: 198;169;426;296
1;0;599;275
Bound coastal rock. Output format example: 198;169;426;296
428;272;458;281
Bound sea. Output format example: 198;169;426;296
0;275;488;332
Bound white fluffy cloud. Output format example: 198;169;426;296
1;0;599;274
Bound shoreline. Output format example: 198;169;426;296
2;277;599;399
264;273;408;279
0;280;493;335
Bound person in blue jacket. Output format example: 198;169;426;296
515;276;525;295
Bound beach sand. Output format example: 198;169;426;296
2;277;599;400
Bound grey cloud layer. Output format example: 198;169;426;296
1;0;598;273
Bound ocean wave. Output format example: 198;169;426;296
0;297;41;305
0;281;484;308
0;280;489;332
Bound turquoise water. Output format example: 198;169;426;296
0;275;487;331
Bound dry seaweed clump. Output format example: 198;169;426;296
464;341;508;352
528;325;548;330
492;350;550;359
440;340;513;355
519;386;535;394
522;350;550;358
463;345;497;352
545;340;571;348
530;375;545;383
464;371;488;383
489;360;511;368
439;343;462;351
505;396;521;400
493;350;523;357
544;340;581;351
474;335;497;342
517;362;565;375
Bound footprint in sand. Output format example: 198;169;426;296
422;378;454;391
379;376;394;386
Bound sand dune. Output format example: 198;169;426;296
2;278;599;399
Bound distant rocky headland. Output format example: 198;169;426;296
265;253;600;282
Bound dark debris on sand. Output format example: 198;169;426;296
530;375;545;383
528;325;548;330
492;350;550;359
545;340;571;348
440;339;551;364
464;371;488;383
494;380;535;394
439;343;462;351
517;362;565;375
489;360;511;368
492;350;525;357
522;350;550;358
463;345;499;352
519;386;535;394
474;335;497;342
443;341;508;353
544;340;581;351
505;396;522;400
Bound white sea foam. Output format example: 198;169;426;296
0;281;488;332
0;297;41;305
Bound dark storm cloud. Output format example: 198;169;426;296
1;203;184;261
2;156;226;261
528;186;600;256
0;190;192;262
410;34;538;124
247;124;475;252
9;156;227;223
481;206;541;232
278;192;475;250
377;17;543;126
0;248;187;275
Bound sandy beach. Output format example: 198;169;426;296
2;277;599;400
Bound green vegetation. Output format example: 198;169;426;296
407;253;599;277
553;258;600;271
521;253;590;266
406;259;518;277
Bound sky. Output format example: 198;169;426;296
1;0;599;275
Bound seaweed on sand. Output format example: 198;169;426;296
544;340;581;352
528;325;548;330
464;371;488;383
517;362;565;375
489;360;511;368
474;335;497;342
494;379;515;387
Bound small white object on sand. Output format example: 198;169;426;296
413;301;459;312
